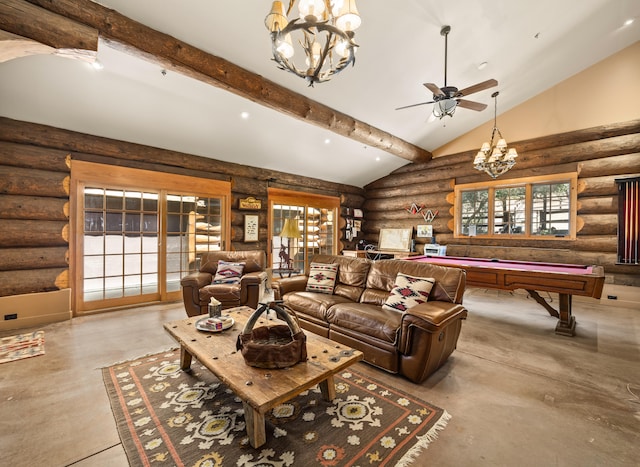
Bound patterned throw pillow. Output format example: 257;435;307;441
382;272;435;313
212;261;245;284
305;263;339;294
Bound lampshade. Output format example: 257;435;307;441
265;1;288;32
298;0;325;21
279;218;301;239
335;0;361;31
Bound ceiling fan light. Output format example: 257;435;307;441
265;1;288;32
433;99;456;118
335;0;361;31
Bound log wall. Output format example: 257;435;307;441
0;117;364;298
363;119;640;286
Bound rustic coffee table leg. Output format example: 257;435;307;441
319;375;336;401
242;401;266;448
179;345;193;370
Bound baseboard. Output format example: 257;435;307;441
574;284;640;309
0;289;71;331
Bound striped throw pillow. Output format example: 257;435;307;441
212;261;245;284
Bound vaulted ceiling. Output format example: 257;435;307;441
1;0;639;187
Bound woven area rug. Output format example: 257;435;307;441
0;330;45;364
103;350;450;466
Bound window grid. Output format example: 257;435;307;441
455;174;575;240
83;188;160;302
272;204;336;273
83;190;224;302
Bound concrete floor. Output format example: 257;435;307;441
1;289;639;466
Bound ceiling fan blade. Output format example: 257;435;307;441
457;79;498;97
423;83;444;97
457;99;488;111
395;100;436;110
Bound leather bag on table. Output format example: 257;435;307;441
236;301;307;369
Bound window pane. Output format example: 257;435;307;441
143;195;158;212
85;212;104;233
142;274;158;294
494;187;526;234
460;189;489;235
124;191;142;211
84;255;104;279
105;190;124;210
85;188;104;209
531;182;570;236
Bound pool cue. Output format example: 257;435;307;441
634;180;640;264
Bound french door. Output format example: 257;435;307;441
72;162;231;313
268;188;339;274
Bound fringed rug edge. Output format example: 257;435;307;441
395;410;452;467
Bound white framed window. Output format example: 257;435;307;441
455;173;577;240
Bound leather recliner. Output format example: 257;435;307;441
180;250;268;317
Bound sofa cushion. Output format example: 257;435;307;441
309;254;372;302
200;250;266;274
382;273;435;313
366;259;465;304
326;302;402;344
309;254;371;288
306;263;339;294
284;291;353;322
200;283;240;304
213;261;245;284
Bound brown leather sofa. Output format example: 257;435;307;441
272;254;467;383
180;250;268;317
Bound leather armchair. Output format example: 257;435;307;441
180;250;268;317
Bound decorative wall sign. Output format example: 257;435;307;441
406;203;438;222
239;196;262;210
244;215;259;242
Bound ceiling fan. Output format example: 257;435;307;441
396;25;498;119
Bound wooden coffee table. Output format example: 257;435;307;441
163;306;363;448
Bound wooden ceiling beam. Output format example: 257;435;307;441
19;0;431;163
0;0;97;51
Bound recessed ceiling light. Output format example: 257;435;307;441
91;60;103;70
324;138;331;144
375;157;380;162
624;18;634;27
240;112;250;119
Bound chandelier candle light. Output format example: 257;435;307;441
265;0;360;86
474;91;518;178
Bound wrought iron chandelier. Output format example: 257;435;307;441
265;0;360;86
474;91;518;178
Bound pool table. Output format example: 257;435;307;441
405;255;605;336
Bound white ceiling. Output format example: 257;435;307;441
1;0;639;187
